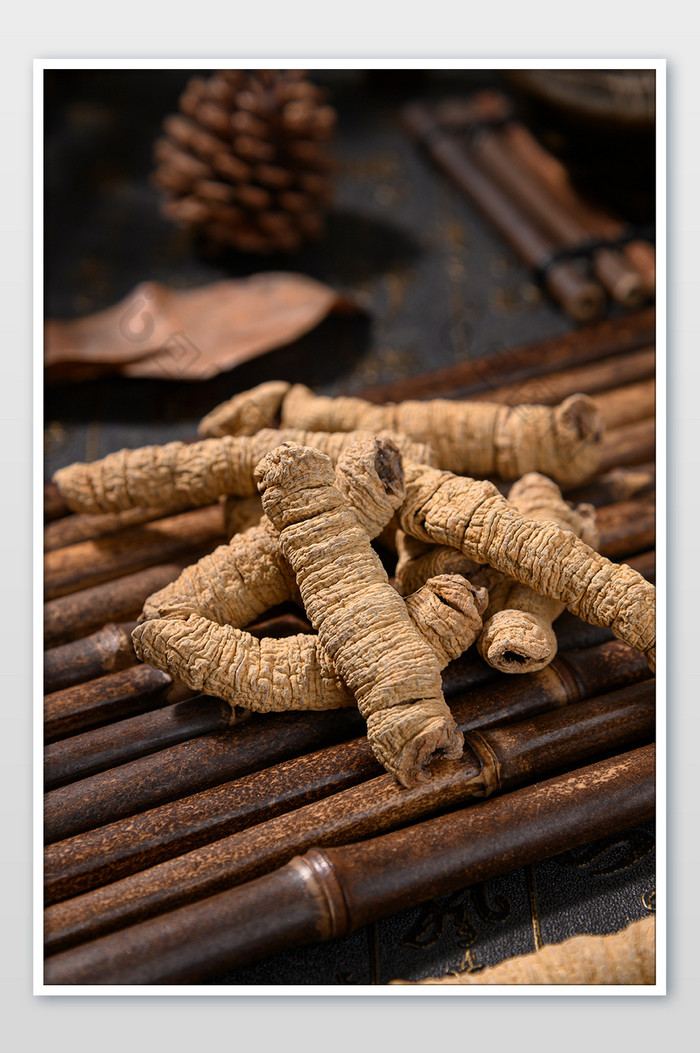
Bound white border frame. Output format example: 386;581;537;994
34;57;666;997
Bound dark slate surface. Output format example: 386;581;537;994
43;68;655;986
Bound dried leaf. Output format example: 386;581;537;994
45;274;355;382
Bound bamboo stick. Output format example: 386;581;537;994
361;310;654;405
402;102;606;322
44;682;653;954
44;743;655;984
44;503;193;553
44;504;226;601
44;559;199;648
44;621;138;694
43;705;366;845
44;665;177;744
464;347;654;412
598;418;656;473
44;640;650;905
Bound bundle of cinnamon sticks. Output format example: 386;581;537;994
42;310;657;986
402;92;655;323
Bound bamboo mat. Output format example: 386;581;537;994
42;308;657;986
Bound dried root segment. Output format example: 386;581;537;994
257;442;466;786
395;530;482;597
140;436;407;626
478;472;599;674
199;381;603;485
53;428;433;516
396;461;655;670
132;575;487;713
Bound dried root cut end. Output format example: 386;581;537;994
547;393;603;486
397;461;655;669
198;380;292;437
334;435;406;539
477;472;599;674
258;441;463;786
478;610;557;674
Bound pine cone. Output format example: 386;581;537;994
153;70;336;254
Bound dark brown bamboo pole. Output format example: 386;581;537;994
44;665;178;744
44;503;192;553
44;694;236;790
44;742;655;983
565;462;655;508
465;346;654;412
44;622;138;694
591;378;654;429
43;705;365;845
44;504;226;601
402;102;605;323
45;481;69;522
469;128;645;309
44;559;197;648
502;120;655;295
44;640;650;904
361;310;654;406
44;682;654;955
598;418;656;473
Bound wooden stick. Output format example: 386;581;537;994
44;639;649;905
44;504;193;553
596;494;655;560
44;743;655;983
44;621;137;694
44;504;226;601
44;560;199;648
565;462;654;508
598;418;655;473
44;665;177;744
43;705;366;845
361;310;654;405
402;102;606;323
44;481;69;522
464;347;654;412
593;379;655;429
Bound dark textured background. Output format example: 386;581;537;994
43;68;655;984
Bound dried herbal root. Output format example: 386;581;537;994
139;436;408;627
199;380;603;485
395;530;482;597
132;574;487;713
257;442;468;786
53;428;433;516
396;461;655;670
477;472;599;674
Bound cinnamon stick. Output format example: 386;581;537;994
502;120;655;296
469;127;646;309
44;621;137;694
44;639;649;903
402;102;606;323
44;504;226;600
44;742;655;983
